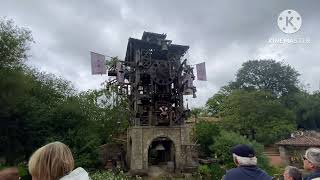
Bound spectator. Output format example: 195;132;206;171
223;144;272;180
283;166;302;180
28;141;89;180
0;167;20;180
303;148;320;180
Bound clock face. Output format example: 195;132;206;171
277;9;302;34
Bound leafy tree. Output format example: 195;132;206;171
206;92;226;117
190;107;204;119
299;93;320;129
0;18;33;69
0;18;130;167
0;67;78;164
86;85;130;143
220;90;296;144
194;121;220;156
232;59;300;97
206;85;235;117
0;18;34;164
286;91;320;130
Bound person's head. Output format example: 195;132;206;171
231;144;257;166
283;166;302;180
28;141;74;180
303;147;320;172
0;167;20;180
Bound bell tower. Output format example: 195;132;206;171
108;32;197;174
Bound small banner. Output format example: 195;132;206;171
91;52;106;75
196;62;207;81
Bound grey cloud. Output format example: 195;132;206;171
1;0;319;107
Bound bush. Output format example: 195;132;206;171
90;170;137;180
210;164;225;179
211;131;271;172
194;121;220;156
198;164;211;176
198;164;225;180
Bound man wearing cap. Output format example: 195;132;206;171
303;148;320;180
223;144;272;180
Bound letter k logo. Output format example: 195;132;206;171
277;9;302;34
286;16;294;27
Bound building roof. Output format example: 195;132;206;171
124;32;189;62
276;131;320;147
142;31;166;41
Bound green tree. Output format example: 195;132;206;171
190;107;204;119
194;121;220;156
0;18;130;167
286;91;320;130
0;18;33;69
300;92;320;129
220;90;296;144
206;85;235;117
232;59;300;97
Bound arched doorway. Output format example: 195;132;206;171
148;137;175;171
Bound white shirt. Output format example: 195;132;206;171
60;167;89;180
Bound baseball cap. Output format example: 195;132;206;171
231;144;255;158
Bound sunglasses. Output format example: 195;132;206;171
303;156;310;162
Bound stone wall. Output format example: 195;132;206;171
127;125;195;173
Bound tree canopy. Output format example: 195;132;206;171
219;90;296;144
204;59;316;145
0;18;33;69
0;18;129;167
232;59;300;97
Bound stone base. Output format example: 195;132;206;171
126;125;196;173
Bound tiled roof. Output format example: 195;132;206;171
276;132;320;147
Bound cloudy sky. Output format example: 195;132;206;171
1;0;319;107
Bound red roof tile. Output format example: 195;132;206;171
276;132;320;147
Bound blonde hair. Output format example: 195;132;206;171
28;141;74;180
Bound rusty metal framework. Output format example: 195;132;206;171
108;32;196;126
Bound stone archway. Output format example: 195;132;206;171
147;137;175;172
128;127;191;173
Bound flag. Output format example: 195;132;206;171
196;62;207;81
91;52;106;75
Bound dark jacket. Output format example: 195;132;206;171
304;169;320;180
224;165;272;180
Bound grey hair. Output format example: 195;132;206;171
305;148;320;168
232;153;257;166
285;166;302;180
